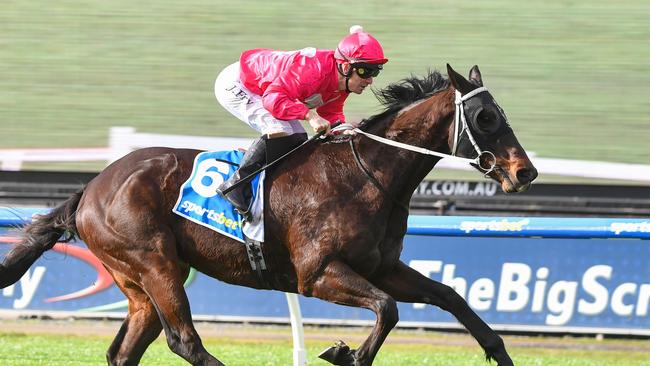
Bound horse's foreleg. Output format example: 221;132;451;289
374;261;514;366
307;260;398;366
105;270;164;366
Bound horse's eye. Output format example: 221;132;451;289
475;108;500;134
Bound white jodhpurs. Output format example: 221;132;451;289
214;62;306;136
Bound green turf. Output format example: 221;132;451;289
1;331;650;366
1;0;649;169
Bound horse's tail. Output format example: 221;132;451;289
0;189;83;288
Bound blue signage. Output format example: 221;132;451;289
1;209;649;335
408;216;650;239
399;235;650;329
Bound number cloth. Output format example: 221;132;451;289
172;150;264;243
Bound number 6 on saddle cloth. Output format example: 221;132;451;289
172;149;263;244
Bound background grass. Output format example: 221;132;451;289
1;0;649;169
2;329;650;366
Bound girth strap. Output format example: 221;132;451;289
244;236;272;289
349;139;410;213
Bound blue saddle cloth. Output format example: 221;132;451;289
172;150;261;243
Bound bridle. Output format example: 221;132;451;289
451;87;497;174
348;86;500;176
344;86;514;211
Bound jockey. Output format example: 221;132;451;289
214;25;388;219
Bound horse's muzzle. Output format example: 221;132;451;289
503;165;538;193
516;166;538;186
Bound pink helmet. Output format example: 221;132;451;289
334;25;388;65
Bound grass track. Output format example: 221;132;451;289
1;321;650;365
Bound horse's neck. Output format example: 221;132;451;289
359;89;455;201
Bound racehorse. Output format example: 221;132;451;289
0;64;537;366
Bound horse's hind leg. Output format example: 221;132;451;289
135;245;224;366
306;260;398;366
105;269;164;366
88;231;222;365
374;261;514;366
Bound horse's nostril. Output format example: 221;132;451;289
516;167;537;183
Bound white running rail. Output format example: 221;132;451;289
1;126;649;182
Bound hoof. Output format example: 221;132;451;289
318;340;356;365
488;350;514;366
497;358;514;366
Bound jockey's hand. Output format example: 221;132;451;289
306;110;330;134
330;122;356;136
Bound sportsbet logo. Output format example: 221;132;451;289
610;221;650;235
410;260;650;326
180;200;240;230
459;219;530;234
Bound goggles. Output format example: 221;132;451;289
353;63;382;79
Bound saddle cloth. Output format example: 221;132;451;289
172;150;264;243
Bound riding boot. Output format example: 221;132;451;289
217;137;267;219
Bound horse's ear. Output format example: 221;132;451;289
469;65;483;87
447;63;475;94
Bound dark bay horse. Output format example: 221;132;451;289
0;64;537;366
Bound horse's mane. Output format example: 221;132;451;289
358;70;450;130
325;70;450;144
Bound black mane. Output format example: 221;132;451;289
359;70;449;129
